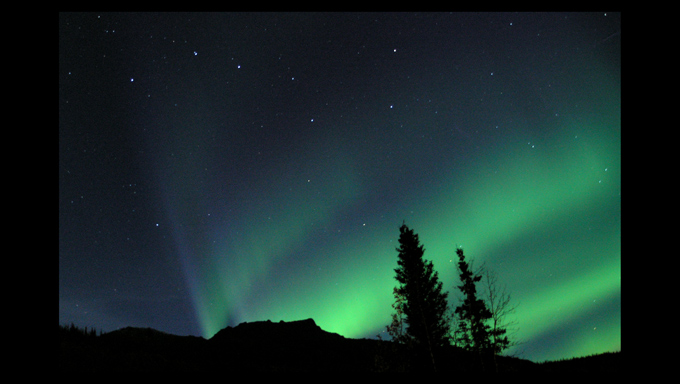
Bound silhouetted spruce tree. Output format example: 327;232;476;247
453;247;492;356
393;223;450;371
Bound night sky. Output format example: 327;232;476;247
59;12;620;363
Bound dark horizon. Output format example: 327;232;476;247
58;319;620;364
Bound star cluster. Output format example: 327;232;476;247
59;12;620;362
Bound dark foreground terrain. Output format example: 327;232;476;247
59;318;620;372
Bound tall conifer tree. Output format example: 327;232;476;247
453;247;492;353
393;223;450;369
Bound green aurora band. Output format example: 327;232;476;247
178;114;618;362
162;75;620;364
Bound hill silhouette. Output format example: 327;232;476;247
59;319;619;372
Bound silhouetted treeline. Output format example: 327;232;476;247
59;323;102;338
536;351;621;372
58;319;619;372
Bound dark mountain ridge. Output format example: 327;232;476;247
59;319;619;372
210;318;346;345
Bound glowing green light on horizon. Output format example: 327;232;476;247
236;238;397;339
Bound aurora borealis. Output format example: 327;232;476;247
59;12;620;363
